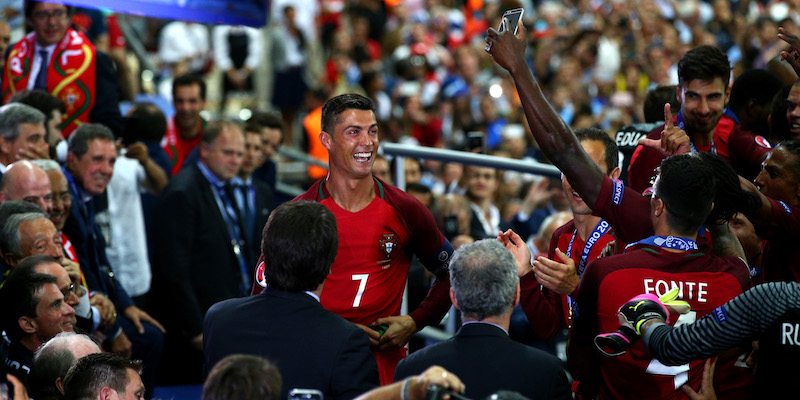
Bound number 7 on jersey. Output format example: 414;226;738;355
352;274;369;307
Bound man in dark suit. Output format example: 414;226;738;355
203;201;378;400
153;120;259;383
62;124;164;398
394;239;571;400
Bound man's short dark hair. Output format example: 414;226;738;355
654;154;716;235
123;102;167;144
776;141;800;183
678;45;731;87
728;69;784;111
643;86;679;123
24;1;74;20
8;90;66;126
63;353;143;400
67;123;114;157
203;354;282;400
247;111;284;132
172;74;207;100
321;93;375;134
574;127;619;174
0;265;58;341
698;152;762;224
261;201;338;292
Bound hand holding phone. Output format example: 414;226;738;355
486;8;524;51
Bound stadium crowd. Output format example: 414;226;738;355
1;0;800;399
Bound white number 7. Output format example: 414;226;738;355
352;274;369;307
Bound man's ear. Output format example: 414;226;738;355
319;131;331;151
610;166;621;180
724;84;732;107
98;386;116;400
512;282;520;308
4;252;18;269
652;197;665;218
449;287;459;310
676;84;684;104
18;316;36;334
55;377;65;395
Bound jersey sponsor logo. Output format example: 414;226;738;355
255;261;266;288
778;200;792;214
615;131;646;148
712;306;727;323
754;135;772;149
612;179;624;205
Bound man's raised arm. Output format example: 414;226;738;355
485;21;605;207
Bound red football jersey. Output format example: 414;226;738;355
570;243;751;399
253;177;453;384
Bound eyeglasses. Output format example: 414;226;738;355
32;9;68;23
60;283;75;300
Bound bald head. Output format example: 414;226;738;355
0;160;53;215
30;332;101;400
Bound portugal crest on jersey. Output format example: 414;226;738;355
379;233;398;260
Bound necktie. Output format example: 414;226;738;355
34;50;49;90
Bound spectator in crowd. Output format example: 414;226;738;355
464;165;501;240
204;201;378;400
230;123;273;265
7;90;66;161
212;25;262;110
371;154;391;184
202;354;281;400
62;123;163;397
0;161;53;216
247;111;283;191
251;94;454;384
158;21;210;80
395;239;571;400
62;353;144;400
270;5;309;145
154;121;249;384
2;1;122;137
0;104;49;177
28;332;101;400
161;74;208;176
0;258;75;388
0;18;10;73
726;68;784;139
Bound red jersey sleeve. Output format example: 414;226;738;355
627;125;664;193
519;272;564;340
728;127;771;180
592;175;654;244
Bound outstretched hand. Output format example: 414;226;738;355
485;18;528;75
779;27;800;78
638;103;690;157
497;229;532;277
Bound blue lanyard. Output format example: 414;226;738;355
626;235;698;252
197;162;251;293
565;219;610;322
676;111;717;155
565;219;611;278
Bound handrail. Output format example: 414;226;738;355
278;147;329;169
381;143;561;178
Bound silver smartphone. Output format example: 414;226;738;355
499;8;524;35
486;8;524;51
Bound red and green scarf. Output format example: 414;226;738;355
2;28;97;137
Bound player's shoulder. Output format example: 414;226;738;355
379;179;429;212
293;179;324;202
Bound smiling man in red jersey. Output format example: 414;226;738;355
251;94;454;384
628;45;771;193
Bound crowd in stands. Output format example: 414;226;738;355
1;0;800;399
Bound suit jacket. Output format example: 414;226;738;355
244;179;273;268
62;169;133;311
91;51;123;136
203;287;379;400
395;322;571;400
153;163;252;338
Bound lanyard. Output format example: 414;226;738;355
626;235;698;252
565;219;611;278
565;219;610;322
197;162;251;293
676;111;717;155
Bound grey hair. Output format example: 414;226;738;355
30;333;100;400
0;103;45;141
1;212;49;259
449;239;519;320
31;159;62;173
67;123;114;157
